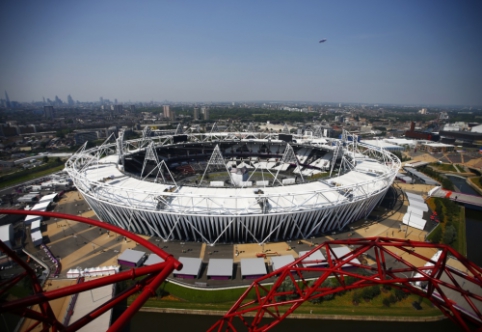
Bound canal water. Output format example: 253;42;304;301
446;175;482;266
123;311;458;332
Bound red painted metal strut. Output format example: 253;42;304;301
0;209;182;332
209;238;482;332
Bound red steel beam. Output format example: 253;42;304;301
0;209;182;332
209;238;482;332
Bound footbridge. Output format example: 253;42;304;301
428;186;482;208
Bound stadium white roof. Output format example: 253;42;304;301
299;250;326;267
206;258;233;277
79;151;395;214
175;257;202;276
270;255;295;271
240;258;267;277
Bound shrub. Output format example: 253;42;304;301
394;288;408;301
428;225;442;244
382;298;391;307
443;224;457;245
352;291;361;305
361;286;381;301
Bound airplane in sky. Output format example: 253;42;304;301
319;39;327;43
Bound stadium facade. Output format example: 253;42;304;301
65;128;400;245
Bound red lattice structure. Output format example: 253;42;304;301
209;238;482;332
1;209;482;332
0;209;182;332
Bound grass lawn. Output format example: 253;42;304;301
431;163;458;172
426;198;466;256
0;164;65;189
129;282;442;318
468;176;482;191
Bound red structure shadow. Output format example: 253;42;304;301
0;209;182;332
209;238;482;332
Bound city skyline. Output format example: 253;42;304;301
1;1;482;107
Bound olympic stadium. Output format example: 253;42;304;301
64;127;401;245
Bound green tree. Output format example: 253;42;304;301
443;224;457;244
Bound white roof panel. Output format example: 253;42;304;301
143;254;165;266
31;230;43;242
117;249;145;264
406;206;424;218
240;258;267;276
39;193;58;202
206;258;233;277
299;250;326;267
176;257;203;276
270;255;295;271
31;201;51;211
405;192;424;203
329;246;361;267
408;199;428;212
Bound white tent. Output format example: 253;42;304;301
406;206;424;219
408;199;428;212
31;230;43;247
403;213;427;230
0;224;14;249
406;192;425;202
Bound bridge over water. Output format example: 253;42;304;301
428;186;482;209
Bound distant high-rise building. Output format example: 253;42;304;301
113;104;123;113
130;105;136;111
4;91;11;108
115;99;118;104
193;107;199;121
163;105;170;118
67;94;75;106
100;97;104;104
54;96;63;105
203;107;209;121
44;106;55;119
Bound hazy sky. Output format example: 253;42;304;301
1;1;481;106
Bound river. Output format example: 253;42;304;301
122;311;457;332
446;175;482;266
